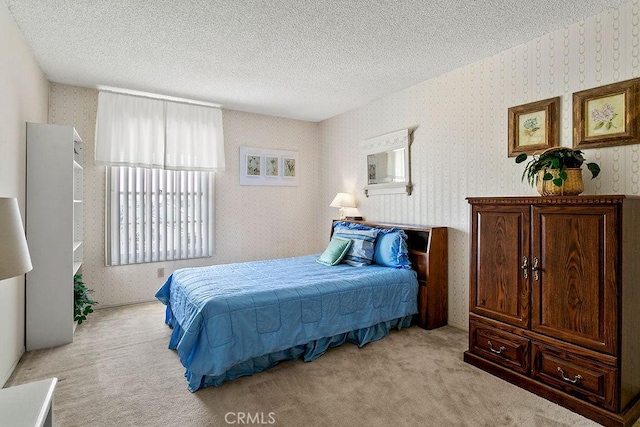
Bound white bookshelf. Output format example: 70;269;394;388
26;123;83;350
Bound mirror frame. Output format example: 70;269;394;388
360;129;413;197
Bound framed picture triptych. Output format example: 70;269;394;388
239;146;299;186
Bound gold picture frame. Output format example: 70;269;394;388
508;97;560;157
573;78;640;149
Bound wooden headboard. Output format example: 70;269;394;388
332;220;448;330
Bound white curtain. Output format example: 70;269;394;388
95;91;225;172
95;92;165;168
165;101;225;171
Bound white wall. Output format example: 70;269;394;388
49;84;323;306
319;1;640;329
0;1;49;385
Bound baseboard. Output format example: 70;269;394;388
95;298;158;310
1;346;25;388
447;320;468;331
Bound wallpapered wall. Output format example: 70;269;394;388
49;83;323;306
320;1;640;329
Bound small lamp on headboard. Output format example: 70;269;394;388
330;192;356;220
0;197;32;281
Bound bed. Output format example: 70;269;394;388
156;221;448;391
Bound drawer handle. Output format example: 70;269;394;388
531;257;540;281
520;256;529;279
488;340;506;354
557;367;583;384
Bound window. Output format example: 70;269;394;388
106;166;214;266
96;91;224;266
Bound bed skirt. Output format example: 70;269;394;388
165;310;413;392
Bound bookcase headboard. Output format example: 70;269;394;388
331;220;448;329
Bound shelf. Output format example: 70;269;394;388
73;160;83;170
73;262;82;275
73;241;82;252
73;199;83;203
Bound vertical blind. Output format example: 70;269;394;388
106;166;214;266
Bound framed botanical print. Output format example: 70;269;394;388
265;156;279;177
239;147;298;186
508;97;560;157
573;78;640;149
283;157;296;178
245;154;261;176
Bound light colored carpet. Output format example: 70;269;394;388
6;302;605;427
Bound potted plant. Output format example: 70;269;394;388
515;147;601;196
74;274;97;324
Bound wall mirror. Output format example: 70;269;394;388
360;129;412;196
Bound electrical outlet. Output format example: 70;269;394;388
157;267;165;278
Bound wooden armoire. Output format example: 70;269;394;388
464;196;640;427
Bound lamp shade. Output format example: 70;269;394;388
0;197;32;281
329;192;356;208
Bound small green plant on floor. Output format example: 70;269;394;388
74;274;97;324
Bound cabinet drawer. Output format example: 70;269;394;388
531;342;618;411
469;320;530;374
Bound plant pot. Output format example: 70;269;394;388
536;168;584;196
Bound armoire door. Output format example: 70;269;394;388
530;204;618;355
470;204;531;328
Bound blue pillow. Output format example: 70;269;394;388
373;229;411;269
333;226;380;266
332;221;376;231
317;236;353;266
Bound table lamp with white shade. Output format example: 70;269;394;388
330;192;356;220
0;197;32;281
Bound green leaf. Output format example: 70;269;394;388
572;152;585;164
587;162;601;179
551;158;560;168
559;171;567;180
606;122;612;130
515;153;528;163
543;172;553;181
74;273;98;323
594;121;605;130
552;178;563;187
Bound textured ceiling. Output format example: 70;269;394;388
4;0;624;122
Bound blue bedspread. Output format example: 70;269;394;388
156;254;418;390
